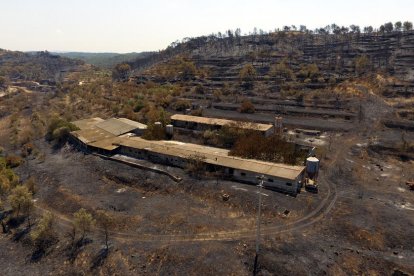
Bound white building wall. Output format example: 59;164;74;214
119;145;300;195
232;169;299;194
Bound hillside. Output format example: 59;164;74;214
125;29;414;132
131;30;414;83
0;26;413;276
55;51;154;68
0;49;84;82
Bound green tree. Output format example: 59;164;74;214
270;59;294;80
394;21;402;32
384;22;394;33
8;185;34;225
239;64;257;89
46;117;79;143
179;59;197;80
240;64;257;82
74;208;95;242
31;212;57;251
403;21;413;31
96;210;114;250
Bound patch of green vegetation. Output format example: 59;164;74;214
46;117;79;144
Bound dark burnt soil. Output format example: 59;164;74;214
0;135;412;275
16;141;321;236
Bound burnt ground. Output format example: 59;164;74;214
0;131;412;275
0;86;413;275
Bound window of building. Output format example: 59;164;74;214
241;172;246;176
268;178;274;182
286;182;292;186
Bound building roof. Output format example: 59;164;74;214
71;127;116;144
72;117;105;130
70;117;303;180
71;117;147;144
117;137;305;181
171;114;274;132
96;118;147;136
88;137;120;151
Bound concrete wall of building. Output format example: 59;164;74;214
172;119;271;137
264;127;275;137
119;146;187;168
132;128;146;136
88;143;302;195
231;169;299;195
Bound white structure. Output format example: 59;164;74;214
306;157;320;180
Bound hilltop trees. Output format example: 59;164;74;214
395;21;403;32
384;22;394;33
403;21;413;31
363;26;374;34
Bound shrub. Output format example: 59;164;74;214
24;176;36;194
171;99;191;111
239;99;255;113
239;64;257;88
46;117;79;143
185;155;206;179
229;132;306;165
194;84;204;94
6;155;23;168
133;100;145;112
190;109;203;116
142;123;166;140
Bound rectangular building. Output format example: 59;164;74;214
69;117;305;195
116;137;305;195
171;114;275;137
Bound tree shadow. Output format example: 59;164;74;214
67;238;93;263
90;248;109;270
12;227;30;242
30;238;58;263
30;248;46;262
7;216;25;229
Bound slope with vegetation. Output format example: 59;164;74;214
54;52;153;69
0;49;84;82
0;22;413;275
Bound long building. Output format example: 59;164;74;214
171;114;275;137
70;117;305;195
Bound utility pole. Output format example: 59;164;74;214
253;175;264;275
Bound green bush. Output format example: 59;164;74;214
171;99;191;111
46;117;79;143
